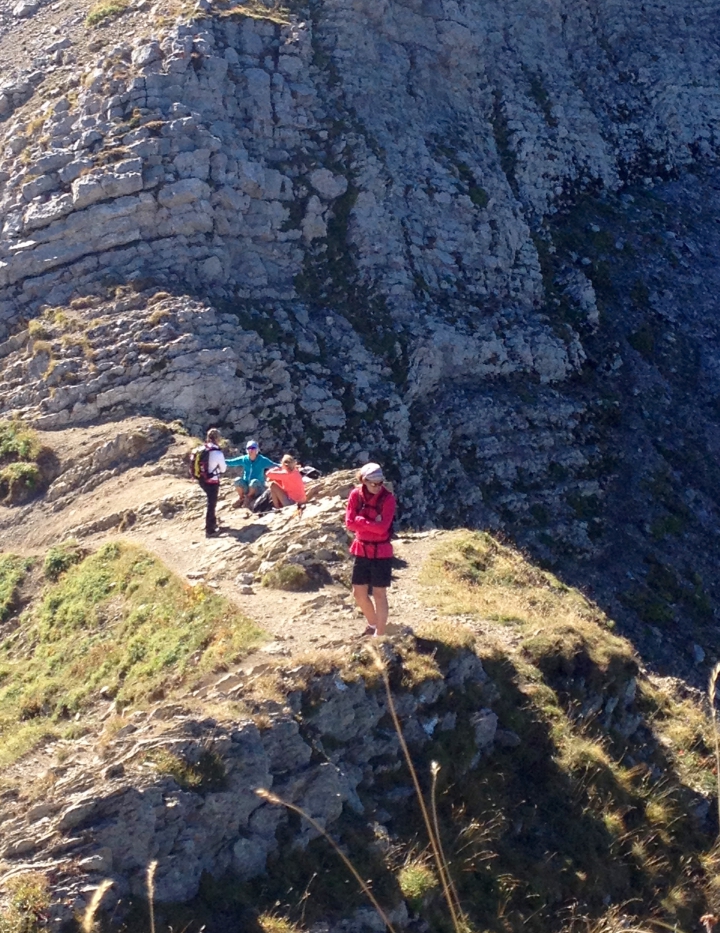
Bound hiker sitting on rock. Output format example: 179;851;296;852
226;440;278;509
266;455;307;509
345;462;396;638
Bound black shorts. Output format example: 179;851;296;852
351;556;392;588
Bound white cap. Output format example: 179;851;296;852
360;462;384;482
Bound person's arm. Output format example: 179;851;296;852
216;452;227;474
225;455;244;468
349;492;395;540
345;489;362;532
265;467;283;482
259;455;279;473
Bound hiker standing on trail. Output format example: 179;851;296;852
345;462;396;637
226;440;278;510
266;455;307;509
196;428;227;539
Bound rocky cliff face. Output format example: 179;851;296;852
0;634;648;927
1;0;720;658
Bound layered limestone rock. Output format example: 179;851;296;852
2;0;718;348
0;637;645;924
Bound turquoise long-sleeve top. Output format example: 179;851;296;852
225;453;278;485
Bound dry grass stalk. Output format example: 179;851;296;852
147;860;158;933
429;760;462;919
369;646;465;932
709;662;720;836
81;879;113;933
256;788;398;933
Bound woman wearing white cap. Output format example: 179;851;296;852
345;462;396;637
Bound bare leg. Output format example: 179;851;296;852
373;588;389;635
269;482;292;508
352;584;377;630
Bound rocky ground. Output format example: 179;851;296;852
0;415;501;652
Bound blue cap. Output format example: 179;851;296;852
246;440;259;450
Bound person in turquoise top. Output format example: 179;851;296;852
226;440;279;509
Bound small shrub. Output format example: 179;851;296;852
397;860;439;911
27;319;51;340
69;295;99;310
30;339;53;358
151;748;227;793
0;871;50;933
43;542;85;581
468;185;489;208
147;291;171;307
0;461;41;504
24;113;47;137
628;322;655;360
0;420;41;464
262;563;312;591
85;0;128;25
630;278;651;308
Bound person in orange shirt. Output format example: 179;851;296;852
266;455;307;508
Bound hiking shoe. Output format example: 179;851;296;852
205;529;221;538
231;500;244;509
357;625;377;638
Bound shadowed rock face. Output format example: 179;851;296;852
0;0;720;661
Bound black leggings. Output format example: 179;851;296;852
199;480;219;533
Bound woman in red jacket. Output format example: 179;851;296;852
345;462;396;637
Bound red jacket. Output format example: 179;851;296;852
345;485;395;559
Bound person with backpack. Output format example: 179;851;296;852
345;462;396;637
189;428;227;538
225;440;278;510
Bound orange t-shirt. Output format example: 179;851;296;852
265;467;307;503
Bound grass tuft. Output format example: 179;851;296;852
0;872;50;933
43;541;85;581
85;0;128;25
262;563;312;591
257;913;304;933
150;747;227;793
0;420;57;505
0;419;41;463
397;858;439;910
0;555;32;622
